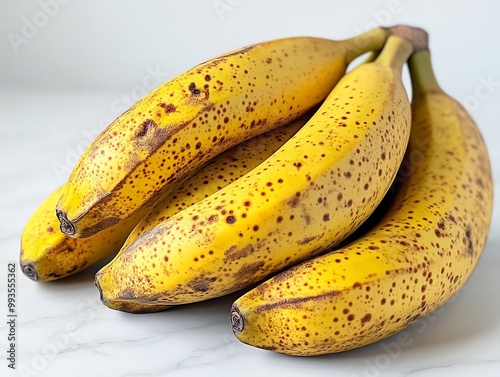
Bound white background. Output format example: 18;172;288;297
1;1;499;376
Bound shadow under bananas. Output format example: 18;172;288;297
35;254;258;316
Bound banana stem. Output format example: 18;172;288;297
343;27;388;64
375;35;414;71
389;25;429;52
408;50;443;97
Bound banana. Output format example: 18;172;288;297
20;186;148;282
20;115;309;282
121;113;310;251
55;28;389;238
95;34;414;313
230;32;494;356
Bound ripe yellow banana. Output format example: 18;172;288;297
121;113;310;250
20;186;148;282
20;115;309;282
55;28;389;238
95;34;413;313
230;36;494;356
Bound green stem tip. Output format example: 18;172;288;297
408;50;442;97
343;27;389;64
374;34;414;71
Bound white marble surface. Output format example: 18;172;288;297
1;1;500;376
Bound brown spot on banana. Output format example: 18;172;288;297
298;236;317;245
226;215;236;224
235;261;265;281
160;103;176;114
272;269;294;283
69;215;121;239
201;45;255;70
46;271;63;280
188;278;212;292
464;226;474;256
66;264;82;275
116;287;135;300
256;290;341;312
287;192;301;208
224;244;255;261
135;119;155;138
189;82;201;96
134;119;183;154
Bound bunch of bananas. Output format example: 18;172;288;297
21;25;493;356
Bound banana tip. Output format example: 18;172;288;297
94;272;106;302
56;209;75;236
21;262;39;281
230;304;244;332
